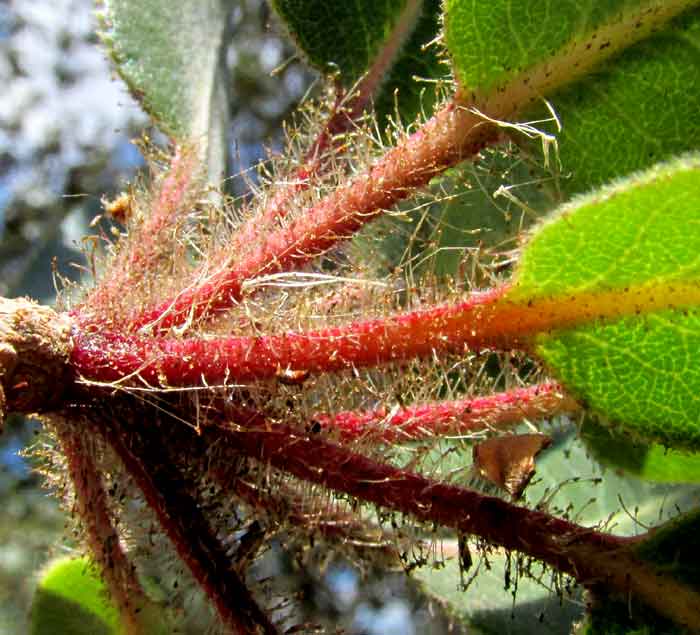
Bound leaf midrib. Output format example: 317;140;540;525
492;279;700;344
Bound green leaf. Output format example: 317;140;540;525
443;1;700;195
31;556;120;635
97;0;231;180
444;1;690;94
524;8;700;196
271;0;444;124
30;556;172;635
582;418;700;483
507;155;700;449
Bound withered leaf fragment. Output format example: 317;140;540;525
473;433;552;499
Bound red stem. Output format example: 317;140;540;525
210;421;700;628
228;0;422;245
71;286;509;385
90;409;278;635
57;422;147;635
114;102;497;333
314;382;581;443
73;274;700;388
220;82;372;278
215;420;624;562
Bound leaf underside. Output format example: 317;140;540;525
582;418;700;483
98;0;231;180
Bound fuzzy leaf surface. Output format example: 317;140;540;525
506;156;700;449
271;0;444;123
444;1;700;195
444;0;691;94
98;0;231;179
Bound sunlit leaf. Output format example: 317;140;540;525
30;557;119;635
30;556;172;635
506;155;700;449
443;1;700;195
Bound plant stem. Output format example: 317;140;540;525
72;278;700;387
212;421;700;630
56;421;147;635
121;101;498;333
81;148;199;324
219;72;382;278
0;297;72;423
313;382;580;442
72;286;507;384
261;0;421;213
238;0;424;235
90;407;278;635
